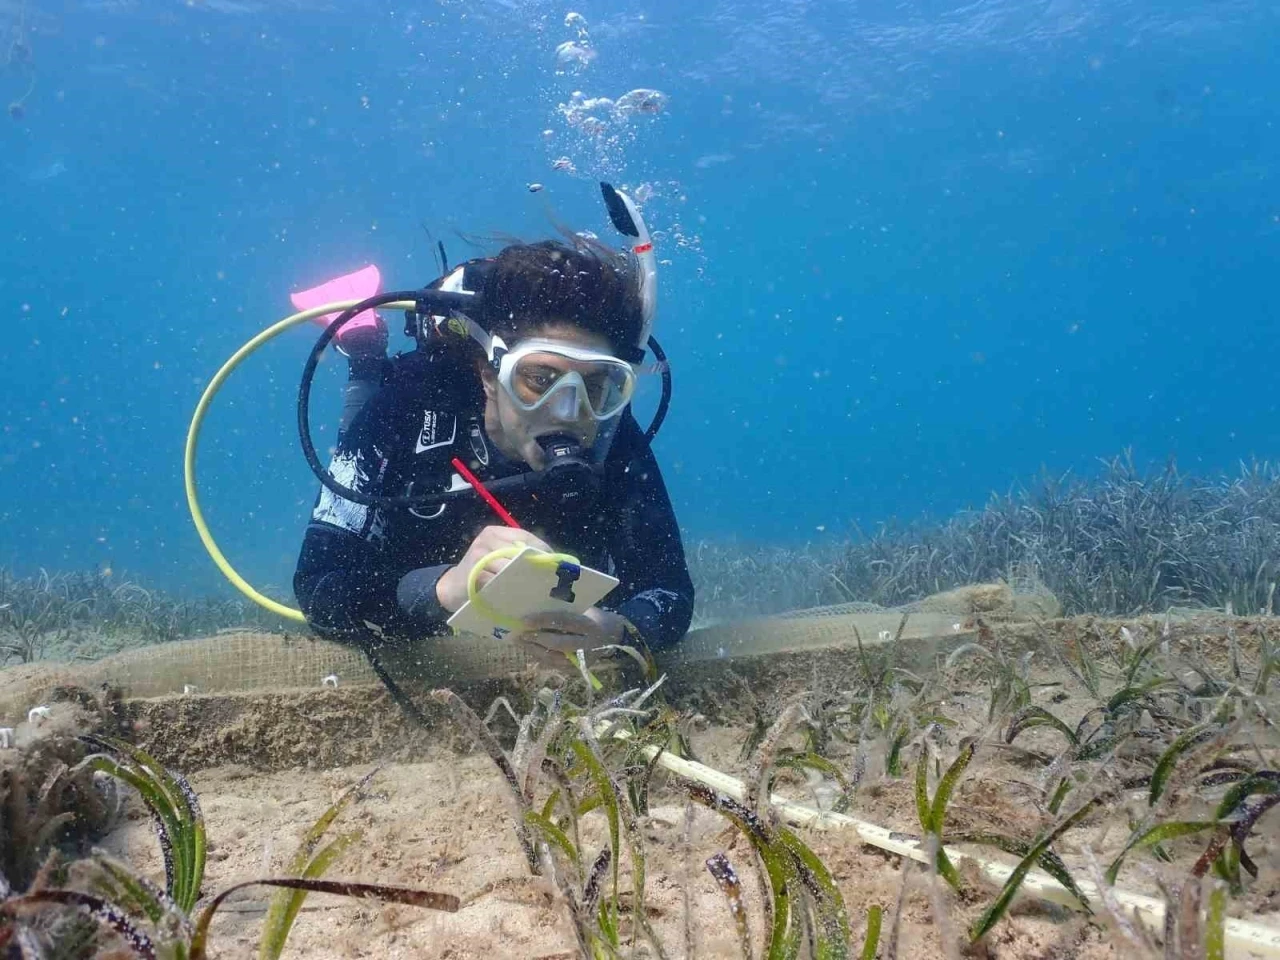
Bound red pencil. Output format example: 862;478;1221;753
451;457;521;529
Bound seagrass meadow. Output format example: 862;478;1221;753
2;459;1280;958
2;0;1278;944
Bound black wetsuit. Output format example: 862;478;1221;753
293;348;695;653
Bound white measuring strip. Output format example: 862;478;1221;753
615;733;1280;959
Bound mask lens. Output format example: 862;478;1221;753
510;350;632;418
513;361;562;404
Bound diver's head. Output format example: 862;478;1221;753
471;238;645;469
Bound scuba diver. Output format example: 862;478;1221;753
291;187;694;679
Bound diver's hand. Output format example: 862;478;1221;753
582;607;636;645
509;608;635;670
434;526;552;613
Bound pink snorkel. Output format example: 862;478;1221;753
290;264;386;356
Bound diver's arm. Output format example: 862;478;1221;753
294;525;410;640
296;521;461;647
599;418;695;651
293;390;452;645
335;355;388;441
393;564;454;632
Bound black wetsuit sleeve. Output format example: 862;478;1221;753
601;423;695;652
292;390;452;646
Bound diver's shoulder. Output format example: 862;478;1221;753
382;348;481;408
607;410;653;462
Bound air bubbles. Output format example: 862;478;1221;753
614;88;668;117
556;11;595;73
555;40;596;70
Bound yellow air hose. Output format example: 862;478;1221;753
184;297;416;622
183;300;602;686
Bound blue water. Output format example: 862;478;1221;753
1;0;1276;596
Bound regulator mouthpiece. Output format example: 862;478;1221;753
535;432;600;506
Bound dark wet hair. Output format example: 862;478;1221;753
475;238;644;357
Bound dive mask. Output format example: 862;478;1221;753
495;338;638;422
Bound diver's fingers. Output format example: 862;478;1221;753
471;558;513;590
520;610;593;635
510;633;577;671
477;525;551;554
524;533;553;553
